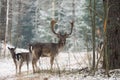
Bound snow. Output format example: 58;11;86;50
0;46;120;80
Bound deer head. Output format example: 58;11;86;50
51;20;74;47
8;47;16;56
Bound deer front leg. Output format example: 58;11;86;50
14;60;17;74
19;60;23;74
15;64;18;74
50;57;54;71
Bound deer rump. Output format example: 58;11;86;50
30;43;60;58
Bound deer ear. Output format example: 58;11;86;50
8;47;10;50
14;47;17;50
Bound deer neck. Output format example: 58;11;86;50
58;40;65;50
11;52;16;59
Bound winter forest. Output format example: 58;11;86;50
0;0;120;80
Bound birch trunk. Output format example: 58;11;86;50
4;0;9;57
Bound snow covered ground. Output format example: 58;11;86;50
0;47;120;80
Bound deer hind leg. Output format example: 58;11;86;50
32;58;40;73
32;59;36;73
32;60;40;73
50;57;54;71
27;60;29;73
32;50;37;73
35;61;40;73
37;59;40;72
32;50;40;73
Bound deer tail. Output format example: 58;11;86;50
29;44;33;54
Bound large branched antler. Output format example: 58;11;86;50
51;20;74;38
65;21;74;37
51;19;59;36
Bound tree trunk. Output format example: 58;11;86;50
4;0;10;56
0;0;6;40
92;0;96;73
8;0;13;44
103;0;120;69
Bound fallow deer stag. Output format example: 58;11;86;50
29;20;74;73
8;47;30;74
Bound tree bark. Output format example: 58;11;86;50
0;0;7;40
103;0;120;69
4;0;10;56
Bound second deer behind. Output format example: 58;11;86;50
8;47;30;74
